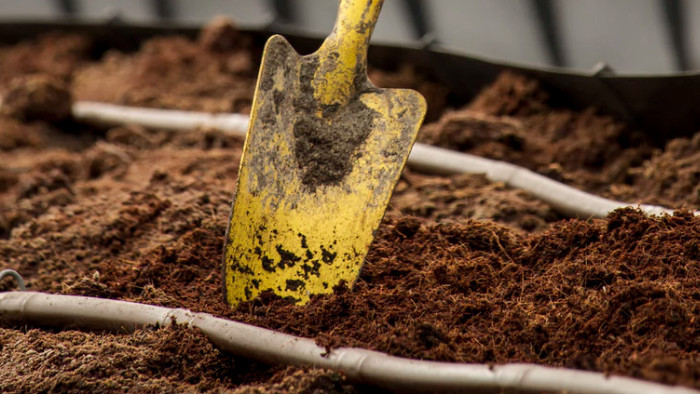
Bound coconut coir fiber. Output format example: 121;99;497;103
0;23;699;392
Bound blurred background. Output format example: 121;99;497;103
0;0;698;75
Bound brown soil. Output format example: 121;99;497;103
0;32;91;86
72;18;258;114
420;72;698;211
1;18;699;392
0;325;356;392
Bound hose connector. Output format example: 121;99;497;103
0;269;26;291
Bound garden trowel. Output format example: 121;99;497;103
223;0;426;306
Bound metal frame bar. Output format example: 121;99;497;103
660;0;688;71
530;0;566;67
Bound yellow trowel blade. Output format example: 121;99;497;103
223;0;426;306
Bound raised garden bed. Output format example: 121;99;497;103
0;19;698;392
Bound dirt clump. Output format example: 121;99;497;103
1;74;73;122
293;95;377;189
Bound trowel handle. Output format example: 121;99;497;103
315;0;384;105
325;0;384;58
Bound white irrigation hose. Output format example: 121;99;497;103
0;291;696;394
72;102;699;219
72;101;250;132
407;144;680;218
